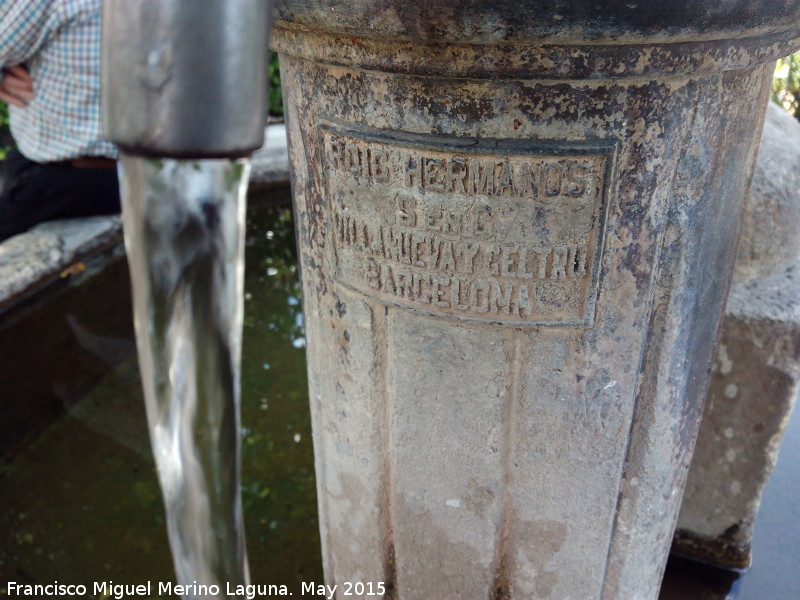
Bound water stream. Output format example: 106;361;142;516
118;155;251;596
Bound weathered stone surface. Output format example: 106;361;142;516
274;4;797;598
734;103;800;283
675;261;800;569
249;123;290;190
675;108;800;569
0;216;122;308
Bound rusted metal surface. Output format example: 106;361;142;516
273;1;800;44
273;3;799;598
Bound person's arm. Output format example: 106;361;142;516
0;65;34;107
0;0;52;107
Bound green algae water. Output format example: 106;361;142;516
118;156;251;596
0;197;321;594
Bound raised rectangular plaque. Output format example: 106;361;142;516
321;126;614;326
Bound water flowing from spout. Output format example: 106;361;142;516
118;155;251;595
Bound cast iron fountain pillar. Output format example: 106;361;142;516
273;2;800;599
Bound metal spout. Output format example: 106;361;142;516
101;0;271;159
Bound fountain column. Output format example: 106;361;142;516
273;2;800;598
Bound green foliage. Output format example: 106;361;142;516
772;51;800;121
268;52;283;117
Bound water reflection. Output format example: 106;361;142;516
0;194;321;592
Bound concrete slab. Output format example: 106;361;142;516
675;256;800;569
250;123;290;190
0;216;122;308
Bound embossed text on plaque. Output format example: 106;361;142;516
322;127;612;326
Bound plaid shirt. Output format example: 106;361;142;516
0;0;117;161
